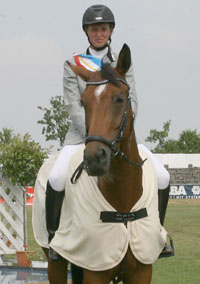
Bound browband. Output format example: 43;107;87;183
86;77;129;88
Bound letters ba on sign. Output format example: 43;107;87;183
170;185;200;199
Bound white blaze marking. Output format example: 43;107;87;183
95;84;106;102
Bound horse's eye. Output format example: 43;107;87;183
114;93;124;104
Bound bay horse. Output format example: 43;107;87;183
45;44;153;284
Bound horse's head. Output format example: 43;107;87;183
69;44;133;176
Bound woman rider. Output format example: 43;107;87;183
45;4;172;262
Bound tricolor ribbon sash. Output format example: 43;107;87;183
73;53;102;71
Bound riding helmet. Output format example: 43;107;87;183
82;4;115;30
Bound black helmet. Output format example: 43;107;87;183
82;4;115;30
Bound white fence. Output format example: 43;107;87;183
0;172;27;263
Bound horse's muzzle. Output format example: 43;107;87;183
84;145;111;176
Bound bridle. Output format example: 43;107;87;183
85;77;130;157
71;76;146;184
85;77;147;168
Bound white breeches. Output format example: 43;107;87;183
138;144;170;189
49;143;170;192
49;144;83;191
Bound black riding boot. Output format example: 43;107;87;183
45;180;65;261
158;184;170;227
158;184;174;258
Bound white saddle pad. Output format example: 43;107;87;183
32;146;167;270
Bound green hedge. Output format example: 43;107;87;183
0;131;48;187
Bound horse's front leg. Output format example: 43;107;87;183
42;247;69;284
83;265;120;284
123;263;152;284
83;270;110;284
48;259;69;284
123;248;152;284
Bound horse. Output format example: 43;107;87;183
66;43;152;284
34;43;166;284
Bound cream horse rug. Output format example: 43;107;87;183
32;146;167;271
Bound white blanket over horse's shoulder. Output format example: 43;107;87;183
32;152;59;248
50;146;167;270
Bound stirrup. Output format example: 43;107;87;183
49;247;64;261
159;235;175;258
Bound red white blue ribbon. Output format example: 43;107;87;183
73;53;102;71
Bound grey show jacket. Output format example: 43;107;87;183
63;49;138;145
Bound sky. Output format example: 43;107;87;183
0;0;199;150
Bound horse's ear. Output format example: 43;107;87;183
67;61;92;81
115;44;131;77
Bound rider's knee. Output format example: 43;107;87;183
157;169;170;190
49;174;66;192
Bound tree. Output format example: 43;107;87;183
38;95;71;147
0;127;13;144
145;121;200;153
176;129;200;153
145;120;171;152
0;128;48;187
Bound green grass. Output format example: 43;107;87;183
151;199;200;284
5;200;200;283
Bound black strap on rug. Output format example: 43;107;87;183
100;208;148;224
